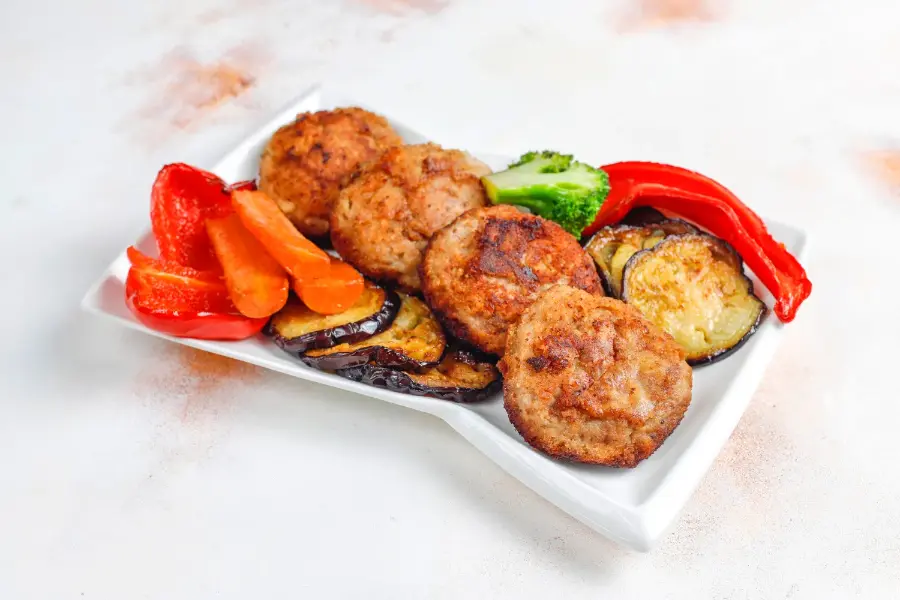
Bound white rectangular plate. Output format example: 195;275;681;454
81;85;808;552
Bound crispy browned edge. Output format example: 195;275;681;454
502;396;688;468
419;206;484;352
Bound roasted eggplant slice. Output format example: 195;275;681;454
584;220;699;297
621;233;766;365
584;224;643;296
265;281;400;354
301;293;446;371
336;349;501;402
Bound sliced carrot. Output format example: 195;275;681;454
295;259;365;315
206;214;290;318
231;190;331;280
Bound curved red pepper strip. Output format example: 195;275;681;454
591;161;807;285
592;182;811;323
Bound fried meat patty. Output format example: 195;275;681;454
258;107;402;237
500;285;693;467
330;143;491;291
420;205;602;355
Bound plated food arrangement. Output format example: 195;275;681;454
126;106;812;469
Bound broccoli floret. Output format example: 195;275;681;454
481;151;610;237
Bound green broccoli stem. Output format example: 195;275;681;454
482;178;557;214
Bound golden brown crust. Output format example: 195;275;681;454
499;285;692;467
329;143;491;291
258;107;402;237
420;205;603;356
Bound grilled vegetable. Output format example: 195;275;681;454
480;150;610;237
265;281;400;354
124;246;268;340
150;163;233;271
301;293;446;371
336;349;501;402
621;233;766;365
231;189;331;280
619;206;667;226
585;161;812;323
584;220;698;297
293;257;365;316
206;213;290;319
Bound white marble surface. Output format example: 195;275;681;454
2;0;899;597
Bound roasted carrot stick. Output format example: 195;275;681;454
206;214;290;318
295;258;365;315
231;190;331;280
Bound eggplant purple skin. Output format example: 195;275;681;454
621;232;767;367
596;260;617;298
264;288;401;355
299;344;441;372
443;339;499;366
619;206;668;227
335;361;502;403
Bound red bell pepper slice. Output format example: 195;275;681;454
125;293;268;340
589;163;804;282
124;247;267;340
150;163;234;271
586;165;812;323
